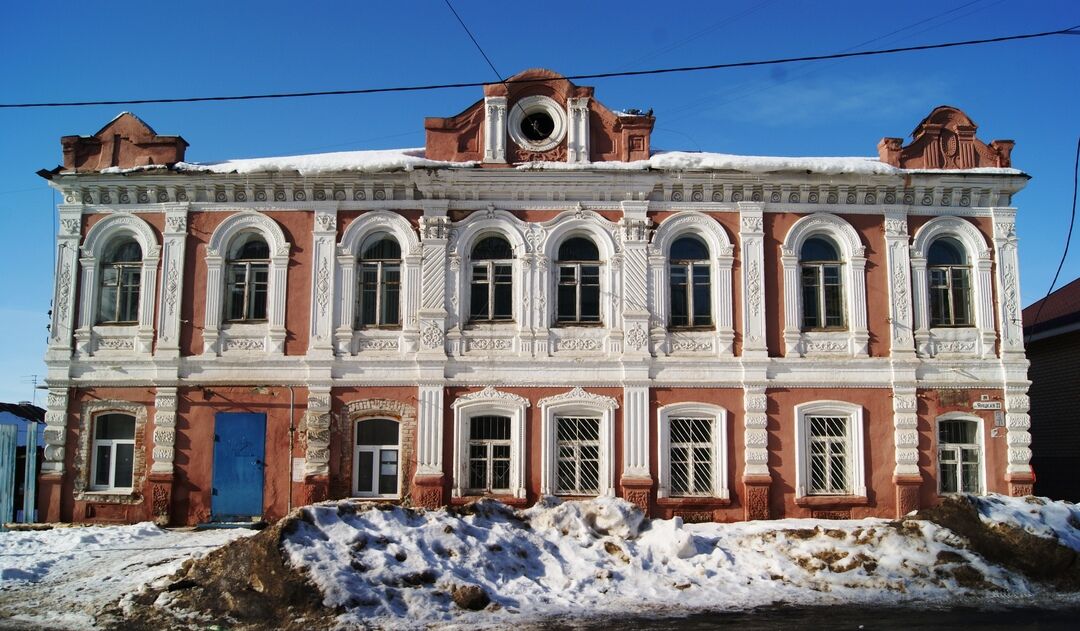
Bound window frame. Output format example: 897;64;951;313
468;235;515;324
466;415;513;493
88;412;137;492
554;415;603;495
224;241;271;324
355;234;403;329
927;238;973;328
656;403;729;500
554;236;603;327
352;417;402;499
794;401;866;498
538;387;618;497
668;236;713;330
97;240;143;325
451;387;530;499
799;237;846;331
936;413;985;496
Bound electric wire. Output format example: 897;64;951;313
1029;136;1080;328
1;25;1076;109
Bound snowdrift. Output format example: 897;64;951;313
126;494;1080;629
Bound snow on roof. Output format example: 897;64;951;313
174;148;477;176
85;147;1023;177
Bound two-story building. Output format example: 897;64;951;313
37;69;1032;526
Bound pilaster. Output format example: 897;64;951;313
157;206;188;360
618;210;652;360
41;388;69;475
738;203;768;358
148;387;177;525
566;97;590;163
742;384;771;520
1004;387;1034;495
891;385;922;517
414;384;446;508
991;208;1024;358
418;203;450;359
303;387;332;478
483;96;507;164
48;209;81;361
309;206;338;359
884;211;915;358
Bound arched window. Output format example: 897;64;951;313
556;237;601;325
470;236;513;323
97;239;142;324
225;232;270;322
938;417;982;494
353;418;400;497
927;238;972;327
90;413;136;491
357;233;401;328
669;236;712;328
800;236;844;330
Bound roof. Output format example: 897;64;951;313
0;402;45;423
1023;275;1080;339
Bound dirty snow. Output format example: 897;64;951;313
972;494;1080;551
282;495;1074;628
0;523;254;630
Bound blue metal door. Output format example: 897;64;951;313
211;412;266;521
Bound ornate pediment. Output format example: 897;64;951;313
878;105;1013;170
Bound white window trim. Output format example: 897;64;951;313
506;94;567;153
542;214;619;332
650;212;736;356
336;211;421;355
88;413;137;492
74;400;147;502
935;412;986;496
77;214;160;356
794;401;866;498
538;387;618;496
352;417;402;499
910;216;995;358
203;211;290;355
656;403;729;499
781;213;868;357
451;387;530;498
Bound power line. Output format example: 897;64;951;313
1;24;1076;110
442;0;504;82
1029;136;1080;328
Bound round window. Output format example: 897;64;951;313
506;95;567;153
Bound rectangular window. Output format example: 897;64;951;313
801;266;821;328
555;416;601;495
226;262;269;322
669;417;713;496
807;415;850;494
98;265;141;324
557;264;601;324
470;263;513;322
357;262;401;327
467;415;512;492
90;413;136;491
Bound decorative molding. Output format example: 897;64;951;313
537;386;619;410
451;386;530;409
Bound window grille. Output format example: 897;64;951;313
807;415;850;494
555;416;601;494
669;417;713;496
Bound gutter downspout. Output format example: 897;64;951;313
287;385;295;513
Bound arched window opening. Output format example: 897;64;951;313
354;418;400;497
357;233;402;328
91;413;136;490
800;236;844;330
928;237;972;327
938;418;982;494
556;237;601;325
470;236;513;323
225;232;270;322
98;239;142;324
670;235;711;328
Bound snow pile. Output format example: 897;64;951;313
972;494;1080;551
0;523;254;630
174;148;478;176
282;497;1039;627
516;150;1024;176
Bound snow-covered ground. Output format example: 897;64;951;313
1;495;1077;630
0;524;254;630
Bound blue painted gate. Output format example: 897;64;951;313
211;412;266;522
0;425;16;527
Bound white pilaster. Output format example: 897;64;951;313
622;385;650;478
892;386;920;478
1005;388;1033;477
303;387;332;477
884;212;915;357
416;384;445;476
157;208;188;358
41;388;68;475
151;388;177;475
48;209;82;359
991;208;1024;357
567;97;590;163
309;207;338;356
743;385;769;477
739;203;768;357
483;96;507;164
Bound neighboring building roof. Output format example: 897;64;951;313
1023;275;1080;340
0;402;45;423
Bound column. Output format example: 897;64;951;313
157;206;188;360
148;388;177;525
884;212;915;358
742;385;771;520
738;203;768;358
414;384;445;508
47;208;81;363
620;385;651;512
991;208;1024;358
567;97;590;163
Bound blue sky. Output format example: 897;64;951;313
1;1;1077;403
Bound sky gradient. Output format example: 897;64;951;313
1;0;1077;404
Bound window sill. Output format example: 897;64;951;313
668;326;715;332
553;323;604;328
85;489;134;495
794;495;868;507
451;495;528;507
656;496;731;508
355;326;402;331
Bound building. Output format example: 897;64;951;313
1023;276;1080;502
37;69;1033;526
